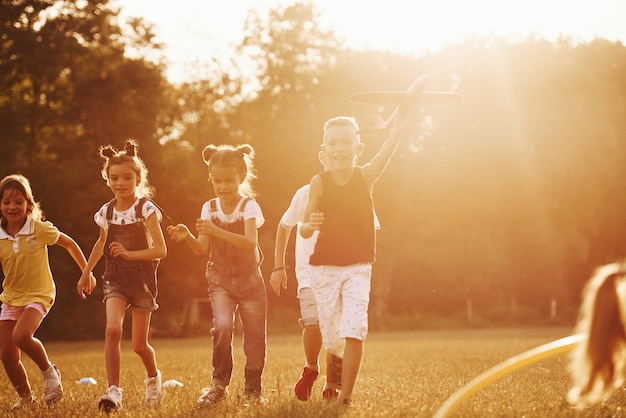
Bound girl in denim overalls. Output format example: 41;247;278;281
79;139;167;412
167;144;267;408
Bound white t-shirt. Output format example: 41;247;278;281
280;184;380;293
94;198;162;248
200;196;264;229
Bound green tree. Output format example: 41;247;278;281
0;0;171;339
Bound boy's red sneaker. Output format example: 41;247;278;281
293;367;319;401
322;387;339;400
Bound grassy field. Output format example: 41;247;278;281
2;327;624;417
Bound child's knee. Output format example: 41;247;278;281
132;341;152;356
211;319;234;335
12;329;34;349
104;324;123;341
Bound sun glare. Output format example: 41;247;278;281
318;0;617;54
115;0;625;83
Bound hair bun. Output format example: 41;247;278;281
100;146;116;159
202;145;219;165
237;144;254;157
125;139;137;157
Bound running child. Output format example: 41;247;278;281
0;174;95;410
270;150;381;401
167;144;267;407
78;139;167;412
300;112;410;406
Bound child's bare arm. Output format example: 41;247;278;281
56;232;89;271
270;222;292;296
167;223;210;255
77;229;106;299
300;176;323;238
362;105;412;188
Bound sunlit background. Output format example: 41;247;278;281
2;0;626;340
115;0;626;82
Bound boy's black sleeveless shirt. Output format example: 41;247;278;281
309;167;375;266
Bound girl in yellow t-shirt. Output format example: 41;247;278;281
0;174;95;409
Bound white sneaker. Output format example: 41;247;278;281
42;363;63;404
144;369;162;407
11;394;35;410
98;385;123;412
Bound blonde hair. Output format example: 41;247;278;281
202;144;257;198
323;116;360;140
0;174;43;228
568;260;626;407
98;139;154;199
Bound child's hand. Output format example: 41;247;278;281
300;212;324;238
307;211;324;231
77;272;97;300
270;269;288;296
109;241;131;259
166;224;191;242
195;218;216;236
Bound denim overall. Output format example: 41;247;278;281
102;197;159;311
205;197;267;395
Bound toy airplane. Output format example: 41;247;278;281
350;74;462;137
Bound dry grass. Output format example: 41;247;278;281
2;327;625;417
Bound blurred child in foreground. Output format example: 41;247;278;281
569;258;626;408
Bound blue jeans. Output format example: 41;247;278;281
207;267;267;393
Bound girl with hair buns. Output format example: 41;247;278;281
0;174;95;410
167;143;267;408
78;139;167;412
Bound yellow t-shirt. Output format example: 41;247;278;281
0;218;60;310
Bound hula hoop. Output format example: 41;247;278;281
433;333;586;418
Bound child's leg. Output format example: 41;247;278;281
303;325;322;368
299;288;323;368
293;288;323;400
11;307;49;371
131;309;161;407
130;310;157;376
0;320;31;397
104;297;127;387
336;263;371;403
238;281;267;394
338;338;363;403
208;286;238;387
311;267;346;358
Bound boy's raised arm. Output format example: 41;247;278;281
362;105;413;188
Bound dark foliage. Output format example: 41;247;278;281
2;2;625;339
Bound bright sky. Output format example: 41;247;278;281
114;0;625;83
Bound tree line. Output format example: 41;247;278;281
2;1;625;339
